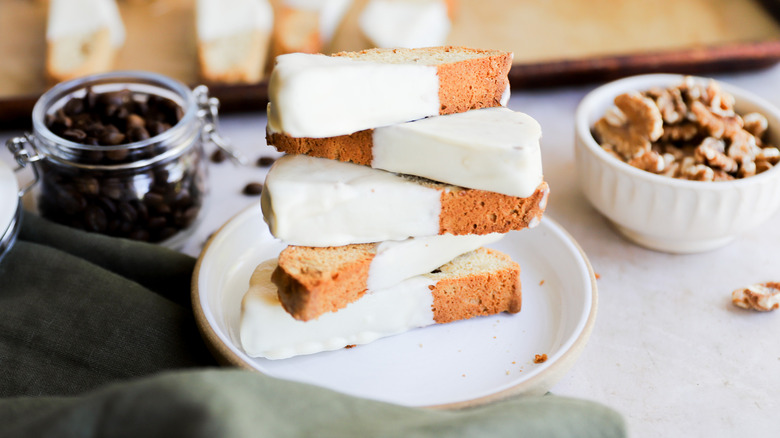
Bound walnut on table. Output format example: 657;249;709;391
592;77;778;181
732;282;780;311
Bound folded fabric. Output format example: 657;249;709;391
0;212;216;397
0;369;625;438
0;213;626;437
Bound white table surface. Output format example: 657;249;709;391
4;65;780;437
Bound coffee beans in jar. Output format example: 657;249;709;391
8;71;221;248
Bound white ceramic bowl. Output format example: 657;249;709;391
575;74;780;253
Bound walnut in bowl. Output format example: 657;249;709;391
575;74;780;253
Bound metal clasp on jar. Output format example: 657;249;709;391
5;133;44;197
194;85;248;166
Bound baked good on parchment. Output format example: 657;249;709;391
195;0;274;84
45;0;125;83
269;0;353;58
358;0;454;49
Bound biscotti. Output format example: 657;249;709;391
240;247;521;359
358;0;453;49
267;107;543;197
45;0;125;83
269;0;352;59
358;0;455;48
270;5;321;58
274;233;503;321
267;46;513;138
261;154;549;246
196;0;273;84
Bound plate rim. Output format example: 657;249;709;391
191;202;598;409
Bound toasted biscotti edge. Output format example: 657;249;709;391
273;243;377;321
430;247;521;324
436;181;550;235
266;128;374;165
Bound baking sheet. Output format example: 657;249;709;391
1;0;780;127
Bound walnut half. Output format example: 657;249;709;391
732;282;780;311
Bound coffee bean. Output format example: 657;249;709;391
75;177;100;196
147;216;167;229
173;189;191;207
56;187;87;215
105;148;129;161
154;169;170;183
63;97;85;115
100;179;124;200
114;105;130;120
210;149;227;163
151;203;171;215
243;182;263;196
256;156;276;167
118;202;138;223
84;205;107;232
95;196;117;215
144;191;165;206
132;200;149;221
128;126;150;143
100;131;126;146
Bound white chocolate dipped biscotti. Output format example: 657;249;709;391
267;46;513;138
267;107;543;198
260;154;549;247
241;247;521;359
273;233;503;321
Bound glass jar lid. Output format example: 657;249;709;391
0;159;21;261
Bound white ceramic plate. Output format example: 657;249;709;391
192;202;597;409
0;160;19;238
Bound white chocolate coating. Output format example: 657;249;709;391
371;107;543;197
267;53;439;138
240;258;435;359
196;0;273;41
46;0;125;47
359;0;451;49
261;155;442;246
368;233;503;291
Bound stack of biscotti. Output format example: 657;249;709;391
240;46;549;360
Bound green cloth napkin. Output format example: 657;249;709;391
0;213;626;438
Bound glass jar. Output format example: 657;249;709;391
6;71;236;249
